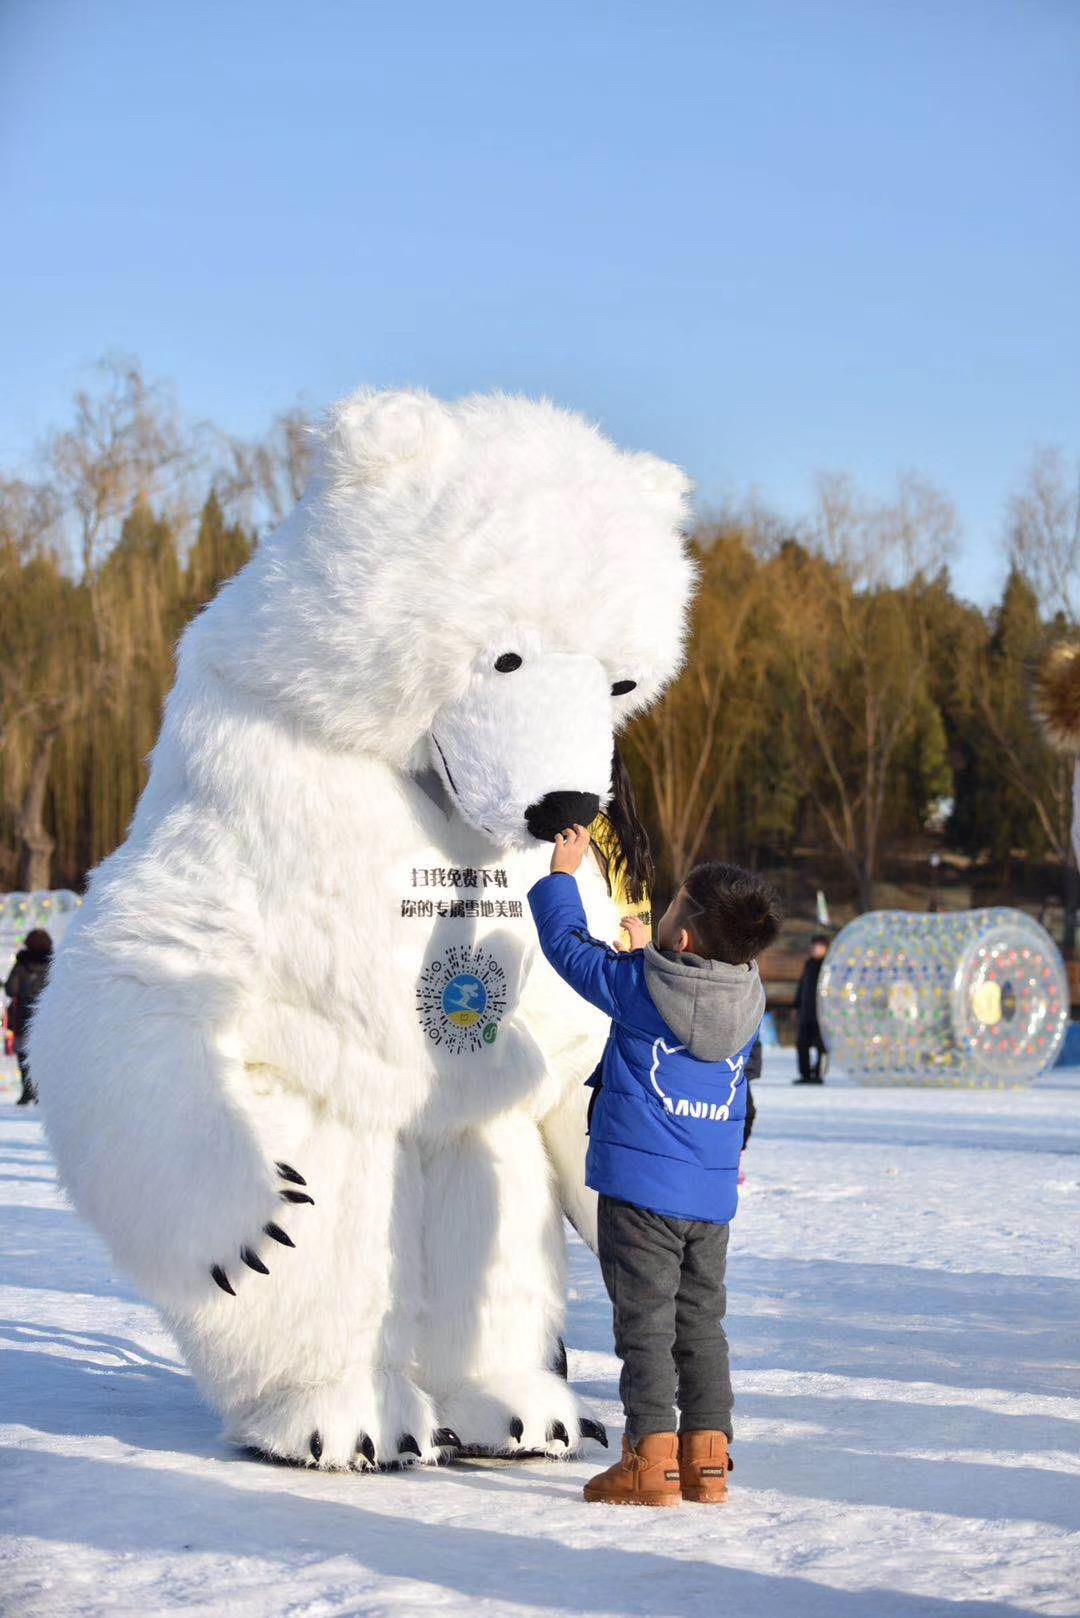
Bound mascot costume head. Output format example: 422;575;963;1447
31;389;694;1469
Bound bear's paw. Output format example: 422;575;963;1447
228;1366;446;1471
437;1369;606;1459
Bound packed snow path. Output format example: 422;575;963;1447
2;1050;1079;1618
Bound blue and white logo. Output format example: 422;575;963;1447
650;1038;744;1122
442;973;488;1027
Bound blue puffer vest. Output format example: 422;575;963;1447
528;873;763;1225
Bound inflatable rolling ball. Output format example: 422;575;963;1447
817;908;1070;1086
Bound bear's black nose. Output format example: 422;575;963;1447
525;790;601;843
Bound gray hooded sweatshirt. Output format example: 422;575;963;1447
643;946;765;1062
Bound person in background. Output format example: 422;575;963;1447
793;934;829;1085
5;929;53;1105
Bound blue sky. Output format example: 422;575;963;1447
2;0;1078;604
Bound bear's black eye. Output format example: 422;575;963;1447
611;679;637;696
494;652;523;673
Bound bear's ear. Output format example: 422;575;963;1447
628;451;694;513
322;389;458;487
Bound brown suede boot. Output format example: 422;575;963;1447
679;1430;732;1503
582;1433;681;1507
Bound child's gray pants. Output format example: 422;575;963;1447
597;1193;733;1443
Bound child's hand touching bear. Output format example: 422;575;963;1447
550;824;592;876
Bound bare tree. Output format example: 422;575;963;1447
43;357;191;716
624;526;773;886
0;477;64;736
816;471;957;589
0;360;190;886
0;476;61;560
214;405;316;530
47;356;188;582
773;475;958;911
1006;450;1080;951
0;478;63;750
0;487;85;887
1008;448;1080;627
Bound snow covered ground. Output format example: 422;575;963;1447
2;1048;1078;1618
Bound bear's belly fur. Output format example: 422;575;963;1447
219;759;612;1136
231;816;584;1132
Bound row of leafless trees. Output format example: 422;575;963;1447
1;359;1077;935
0;359;312;889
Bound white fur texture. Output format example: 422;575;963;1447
31;389;693;1469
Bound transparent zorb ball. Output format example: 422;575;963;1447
817;909;1069;1086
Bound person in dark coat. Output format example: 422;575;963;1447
5;929;52;1105
792;934;829;1084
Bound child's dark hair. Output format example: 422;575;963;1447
680;863;782;965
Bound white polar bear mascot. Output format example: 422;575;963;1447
31;390;693;1470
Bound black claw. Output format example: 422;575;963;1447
356;1433;376;1465
280;1189;315;1205
580;1418;609;1448
432;1427;461;1449
398;1433;422;1459
210;1265;235;1296
263;1222;295;1248
309;1431;323;1463
547;1420;570;1446
508;1416;524;1442
241;1246;269;1275
276;1162;307;1186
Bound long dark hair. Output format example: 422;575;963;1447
593;743;655;905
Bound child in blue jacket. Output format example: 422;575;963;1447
529;826;781;1507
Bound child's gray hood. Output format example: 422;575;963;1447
643;946;765;1062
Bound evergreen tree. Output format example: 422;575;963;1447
955;570;1070;871
187;490;253;611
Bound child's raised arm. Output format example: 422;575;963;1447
528;826;634;1018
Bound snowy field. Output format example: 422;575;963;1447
2;1048;1079;1618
